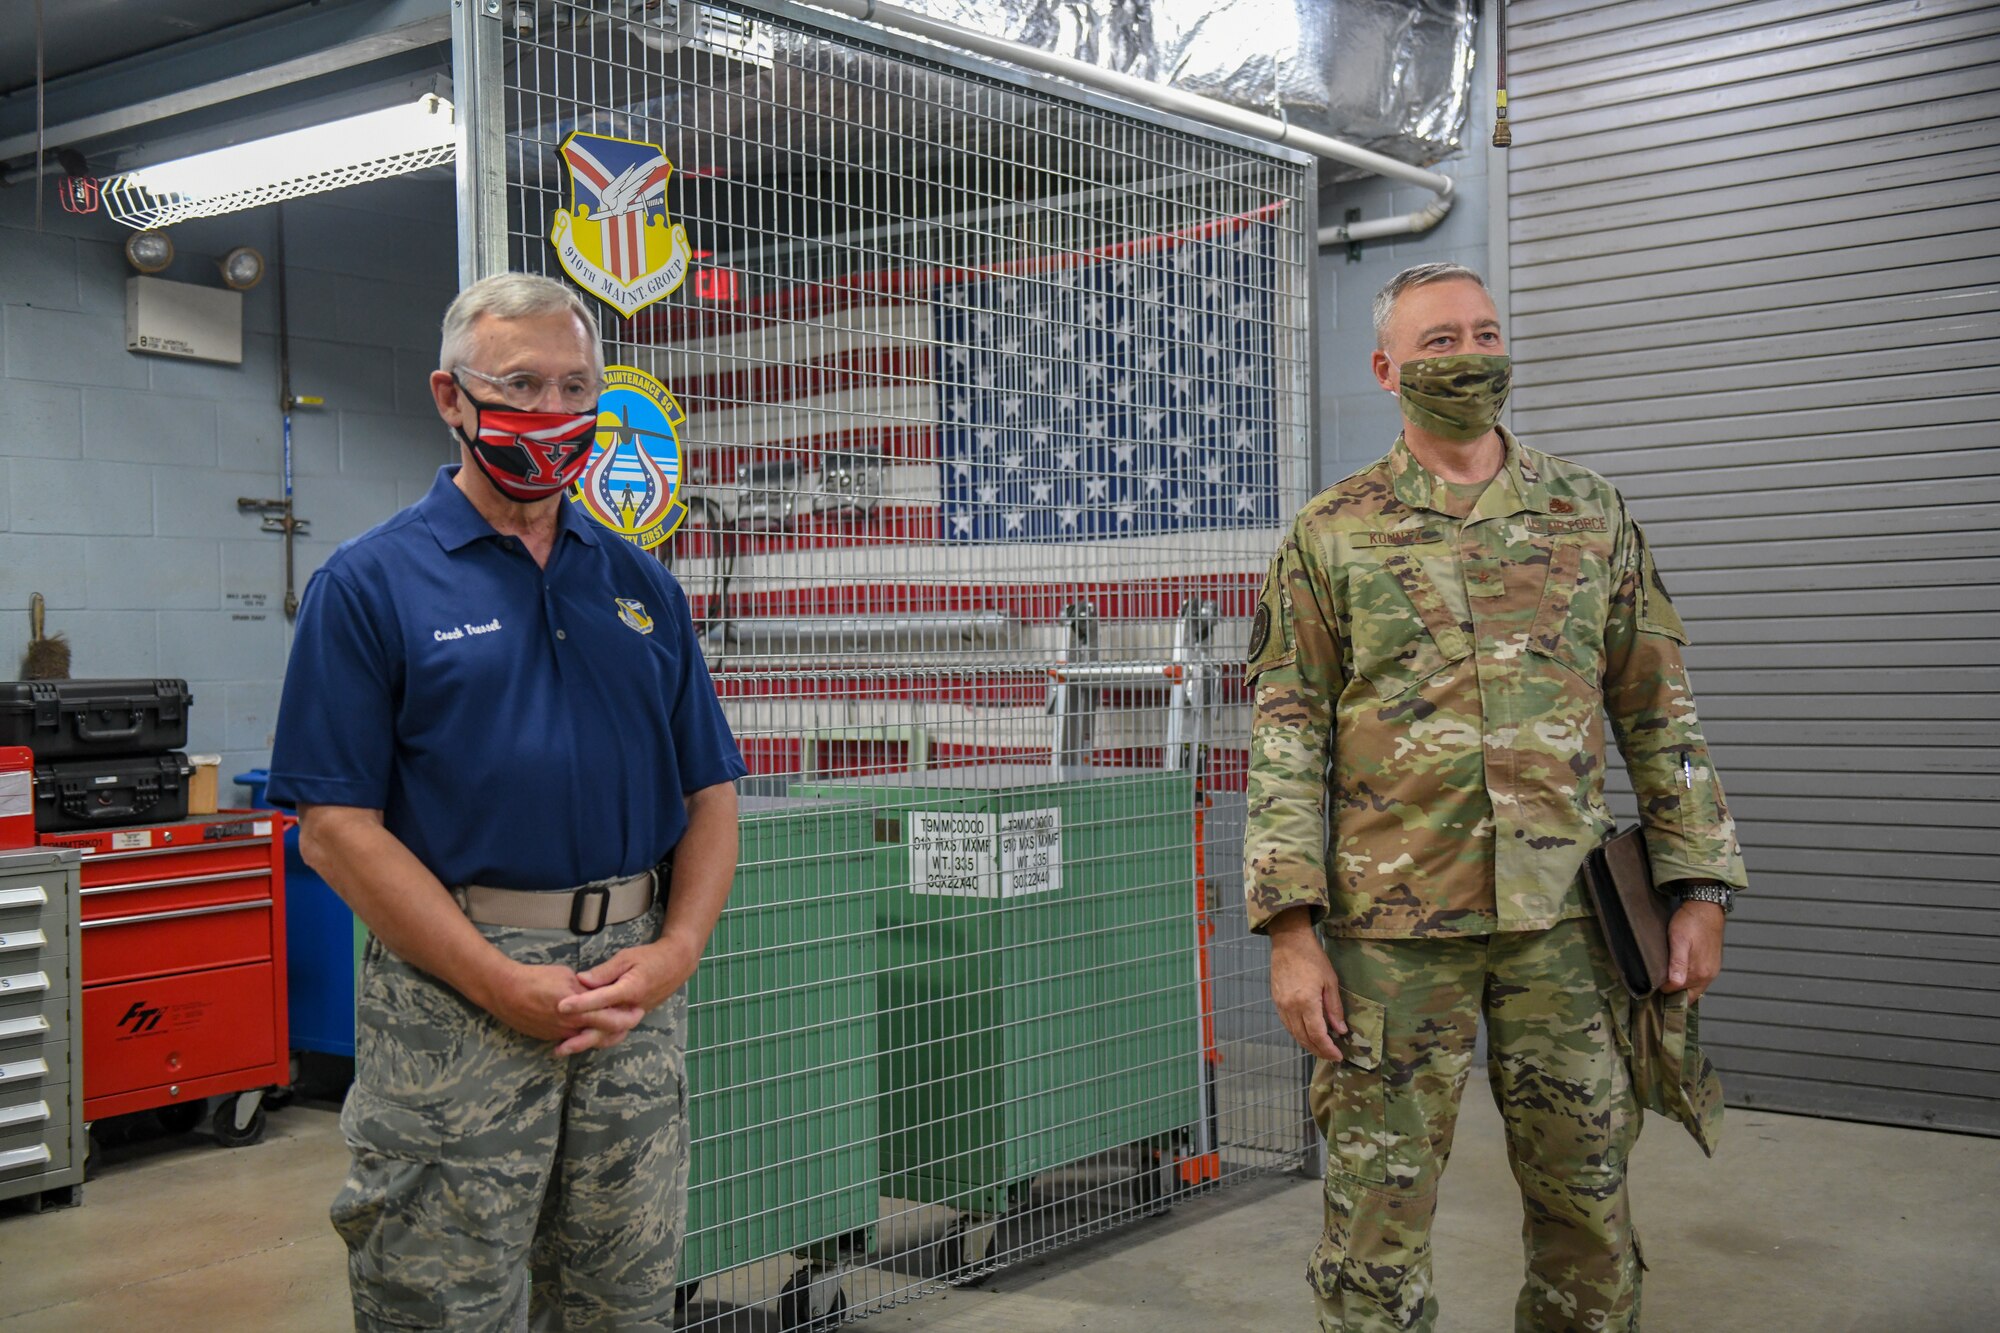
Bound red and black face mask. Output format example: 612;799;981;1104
451;375;599;502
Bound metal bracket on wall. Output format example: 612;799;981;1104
236;498;311;538
236;498;311;620
1345;208;1363;263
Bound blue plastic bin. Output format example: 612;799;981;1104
236;769;356;1056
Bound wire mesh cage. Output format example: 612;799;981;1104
473;1;1316;1324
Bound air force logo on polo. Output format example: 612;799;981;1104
616;599;654;635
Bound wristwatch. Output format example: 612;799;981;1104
1674;881;1735;915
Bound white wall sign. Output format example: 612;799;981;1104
999;807;1062;898
909;807;1064;898
909;810;996;897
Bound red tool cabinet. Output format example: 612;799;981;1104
40;812;290;1142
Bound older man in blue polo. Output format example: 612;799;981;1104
269;271;744;1331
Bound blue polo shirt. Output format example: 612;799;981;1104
267;466;745;891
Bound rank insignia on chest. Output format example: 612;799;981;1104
616;598;654;634
1548;497;1576;514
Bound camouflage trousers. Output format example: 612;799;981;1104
1309;917;1641;1333
332;907;689;1332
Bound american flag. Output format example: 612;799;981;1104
936;223;1279;542
625;207;1294;781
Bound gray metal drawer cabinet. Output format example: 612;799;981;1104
0;846;82;1211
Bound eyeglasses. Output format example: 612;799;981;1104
454;364;602;411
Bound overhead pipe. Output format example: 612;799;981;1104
801;0;1456;247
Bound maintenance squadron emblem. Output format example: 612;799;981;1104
567;364;688;551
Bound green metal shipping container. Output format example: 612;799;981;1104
680;797;882;1282
793;765;1202;1215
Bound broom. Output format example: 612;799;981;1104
22;593;70;680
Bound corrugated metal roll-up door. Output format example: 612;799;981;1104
1503;0;2000;1134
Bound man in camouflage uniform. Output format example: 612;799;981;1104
1245;263;1747;1332
268;273;746;1330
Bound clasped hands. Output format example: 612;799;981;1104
475;934;699;1057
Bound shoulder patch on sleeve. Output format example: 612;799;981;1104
1246;539;1300;682
1636;528;1689;644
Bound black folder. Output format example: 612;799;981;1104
1580;826;1679;998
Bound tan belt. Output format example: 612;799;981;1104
453;869;659;934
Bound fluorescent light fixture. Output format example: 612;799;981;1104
102;94;456;230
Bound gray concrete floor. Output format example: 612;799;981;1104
2;1092;1995;1331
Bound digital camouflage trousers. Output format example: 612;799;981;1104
1309;917;1643;1333
332;908;689;1332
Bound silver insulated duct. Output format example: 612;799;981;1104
835;0;1476;171
507;1;1474;181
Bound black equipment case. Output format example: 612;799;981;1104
0;679;192;762
33;752;193;832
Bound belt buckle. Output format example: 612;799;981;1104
569;884;611;935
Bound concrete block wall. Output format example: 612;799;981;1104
0;174;458;789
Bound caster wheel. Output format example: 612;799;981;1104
936;1213;999;1287
777;1267;846;1332
931;1227;965;1277
153;1100;206;1137
212;1091;268;1147
957;1225;1001;1289
1132;1143;1176;1216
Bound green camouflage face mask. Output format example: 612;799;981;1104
1397;353;1512;441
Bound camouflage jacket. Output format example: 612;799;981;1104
1245;430;1747;938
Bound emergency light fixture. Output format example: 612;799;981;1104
218;246;267;291
101;94;457;230
123;228;174;273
